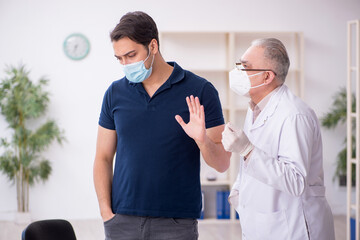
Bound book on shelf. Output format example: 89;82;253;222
216;190;230;219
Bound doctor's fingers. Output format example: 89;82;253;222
221;138;230;152
191;95;201;116
199;104;205;121
223;124;234;135
222;131;238;143
222;126;239;139
185;96;194;114
186;95;201;116
175;115;186;128
225;122;234;132
225;122;243;135
221;137;233;152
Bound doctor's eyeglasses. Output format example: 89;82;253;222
235;62;277;76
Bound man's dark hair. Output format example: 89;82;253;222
110;11;159;50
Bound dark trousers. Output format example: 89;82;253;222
104;214;198;240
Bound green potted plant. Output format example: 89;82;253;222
0;65;64;222
321;87;356;186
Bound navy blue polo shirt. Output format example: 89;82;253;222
99;62;224;219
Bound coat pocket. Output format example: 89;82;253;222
240;208;289;240
254;210;289;239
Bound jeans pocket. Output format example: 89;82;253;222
104;214;117;226
171;218;197;226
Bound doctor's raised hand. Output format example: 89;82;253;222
175;95;231;173
175;95;206;144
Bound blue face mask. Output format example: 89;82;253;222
122;51;155;83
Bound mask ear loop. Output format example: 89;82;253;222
144;43;155;69
249;72;266;89
248;71;264;77
150;52;155;66
144;51;151;62
250;82;266;89
143;53;153;71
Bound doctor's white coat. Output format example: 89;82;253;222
232;84;335;240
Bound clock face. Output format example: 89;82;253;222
63;33;90;60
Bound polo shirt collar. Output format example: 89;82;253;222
167;62;185;85
127;62;185;100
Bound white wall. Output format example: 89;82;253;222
0;0;359;220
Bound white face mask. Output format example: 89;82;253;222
229;66;265;97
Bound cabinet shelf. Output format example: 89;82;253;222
201;179;231;186
198;218;237;224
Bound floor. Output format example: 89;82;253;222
0;215;346;240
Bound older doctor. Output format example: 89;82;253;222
222;38;335;240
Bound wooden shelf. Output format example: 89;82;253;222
198;218;237;224
201;180;231;186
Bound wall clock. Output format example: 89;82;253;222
63;33;90;60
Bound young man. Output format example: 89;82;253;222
93;11;230;240
222;38;335;240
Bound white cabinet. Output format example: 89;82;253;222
160;31;304;221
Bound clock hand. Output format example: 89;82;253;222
73;44;78;53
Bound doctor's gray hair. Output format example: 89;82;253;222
251;38;290;83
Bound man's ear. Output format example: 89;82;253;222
150;39;159;54
264;71;276;84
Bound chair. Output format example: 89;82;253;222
22;219;77;240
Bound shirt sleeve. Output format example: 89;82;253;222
98;85;116;130
201;82;225;129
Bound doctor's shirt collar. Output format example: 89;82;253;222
249;86;281;122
